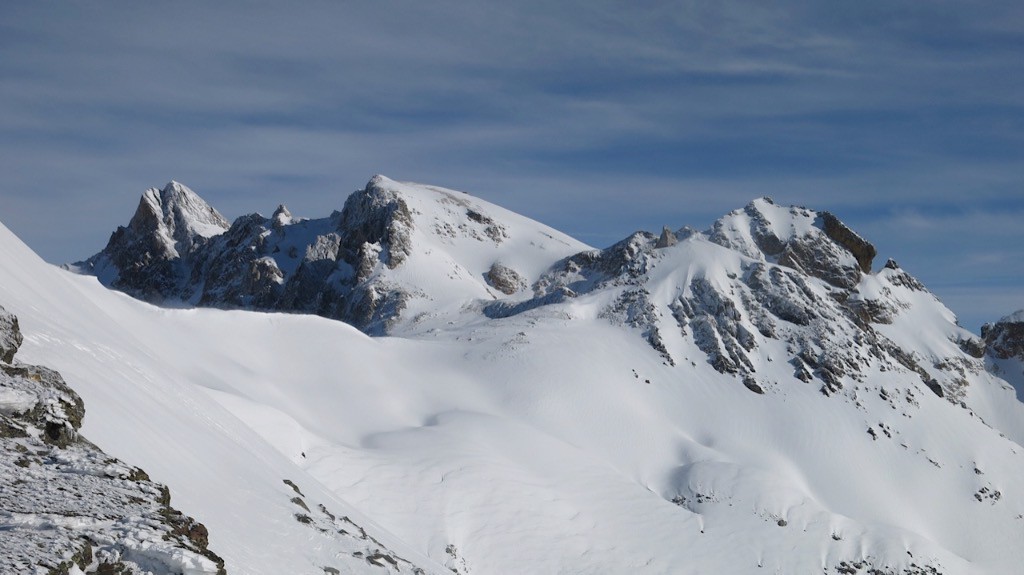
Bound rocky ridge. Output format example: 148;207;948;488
74;182;996;411
73;176;584;335
0;305;225;575
490;197;984;408
75;182;230;301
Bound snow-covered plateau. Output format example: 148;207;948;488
3;176;1024;574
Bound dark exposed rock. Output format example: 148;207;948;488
673;277;756;375
707;199;874;290
881;260;927;292
70;181;230;303
954;336;986;359
819;212;876;274
655;226;678;249
527;231;657;302
0;305;22;364
74;176;427;334
982;311;1024;361
340;176;415;270
283;478;305;496
0;306;225;575
466;209;506;243
485;263;526;295
744;377;765;395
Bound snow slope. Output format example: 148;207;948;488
5;183;1024;574
0;223;448;575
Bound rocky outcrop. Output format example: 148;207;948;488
0;305;225;575
485;263;526;295
70;182;230;301
0;306;21;364
532;231;658;298
707;198;875;290
340;176;415;271
71;177;429;334
655;226;678;249
982;310;1024;360
280;478;431;575
818;212;876;274
484;198;978;401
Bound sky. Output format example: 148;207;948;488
0;1;1022;333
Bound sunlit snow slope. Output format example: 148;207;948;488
0;224;448;575
5;180;1024;575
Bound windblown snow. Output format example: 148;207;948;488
3;177;1024;574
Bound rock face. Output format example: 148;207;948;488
0;305;225;575
706;198;873;290
983;310;1024;360
0;306;21;364
73;177;414;333
71;181;230;301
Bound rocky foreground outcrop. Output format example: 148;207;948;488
0;305;225;575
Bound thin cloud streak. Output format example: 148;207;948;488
0;1;1022;329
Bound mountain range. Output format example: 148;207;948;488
3;176;1024;574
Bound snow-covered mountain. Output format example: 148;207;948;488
5;177;1024;574
72;176;587;334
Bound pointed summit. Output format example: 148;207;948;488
654;226;678;249
71;181;229;301
706;198;876;290
272;204;292;229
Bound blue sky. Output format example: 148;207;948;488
1;1;1022;332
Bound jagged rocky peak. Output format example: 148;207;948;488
655;226;678;249
72;175;588;336
272;203;293;229
132;180;230;253
707;197;876;290
71;181;231;300
983;310;1024;360
339;175;415;271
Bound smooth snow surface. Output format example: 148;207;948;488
3;182;1024;574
